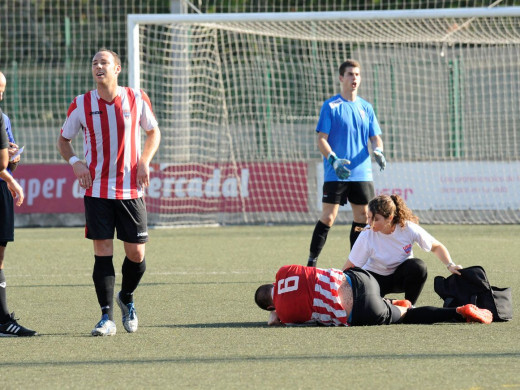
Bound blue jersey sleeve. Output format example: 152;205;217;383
4;114;15;143
1;113;18;178
0;109;7;149
365;103;382;138
316;100;332;134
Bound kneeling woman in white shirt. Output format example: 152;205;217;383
342;194;462;305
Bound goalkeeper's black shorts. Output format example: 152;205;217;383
322;181;374;206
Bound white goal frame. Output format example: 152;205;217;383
127;7;520;89
128;8;520;226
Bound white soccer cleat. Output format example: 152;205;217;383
91;314;117;336
116;292;138;333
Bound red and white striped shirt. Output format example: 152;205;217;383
273;265;348;326
61;86;158;199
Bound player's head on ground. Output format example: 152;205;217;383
91;48;121;86
254;283;275;311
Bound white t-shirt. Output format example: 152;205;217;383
349;221;436;276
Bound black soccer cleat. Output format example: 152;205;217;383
0;312;38;337
307;257;318;267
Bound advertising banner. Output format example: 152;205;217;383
13;162;309;214
317;161;520;211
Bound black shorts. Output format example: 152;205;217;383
0;181;14;242
84;196;149;243
345;268;402;326
322;181;374;206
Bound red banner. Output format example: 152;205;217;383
15;164;82;213
13;163;308;214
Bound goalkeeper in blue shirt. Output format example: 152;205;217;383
307;59;386;267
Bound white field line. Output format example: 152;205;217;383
5;269;265;278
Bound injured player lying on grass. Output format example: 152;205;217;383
254;265;492;326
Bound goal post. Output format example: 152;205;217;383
128;8;520;226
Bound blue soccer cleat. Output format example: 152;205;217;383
91;314;117;336
116;292;138;333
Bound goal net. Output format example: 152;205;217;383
128;8;520;226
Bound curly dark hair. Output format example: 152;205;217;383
368;194;418;228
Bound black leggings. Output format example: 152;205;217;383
346;268;403;326
369;258;428;305
346;268;465;326
401;306;462;324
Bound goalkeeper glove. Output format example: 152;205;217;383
327;152;351;180
373;147;386;171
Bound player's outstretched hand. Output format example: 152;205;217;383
374;147;386;171
328;152;351;180
448;263;463;276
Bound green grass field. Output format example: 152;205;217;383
3;224;519;389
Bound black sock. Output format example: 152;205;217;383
0;270;9;323
308;220;331;264
350;222;366;249
120;257;146;304
92;255;115;320
401;306;461;324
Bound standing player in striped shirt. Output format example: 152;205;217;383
57;48;161;336
255;264;493;326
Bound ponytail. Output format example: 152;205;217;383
391;194;418;227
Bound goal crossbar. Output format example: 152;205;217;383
129;7;520;24
128;7;520;88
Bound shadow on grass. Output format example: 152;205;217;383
9;280;263;289
22;322;268;337
2;352;520;368
151;322;269;328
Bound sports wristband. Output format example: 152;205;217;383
447;262;456;269
68;156;80;166
327;152;337;165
